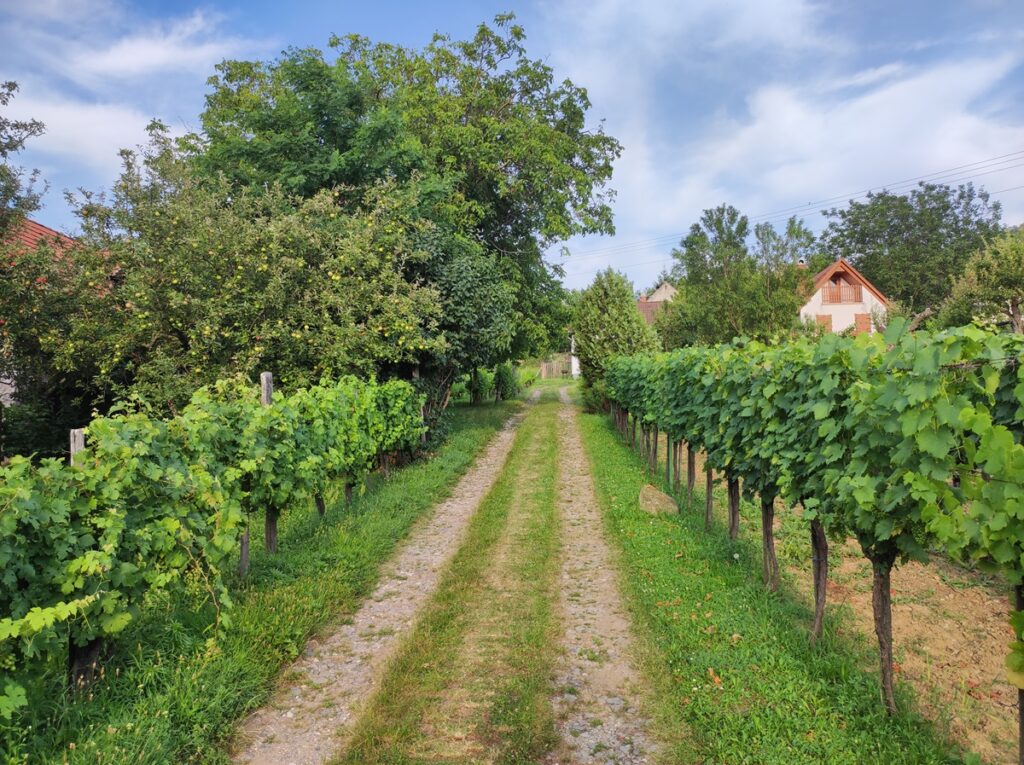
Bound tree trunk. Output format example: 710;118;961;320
687;446;696;504
315;493;326;517
265;507;280;553
470;368;483;406
810;517;828;644
870;551;898;713
68;636;104;690
760;493;780;591
239;528;250;577
727;477;740;540
631;417;637;448
345;481;354;504
705;467;714;530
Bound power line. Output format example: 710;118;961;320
561;149;1024;261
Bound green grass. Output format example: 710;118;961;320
336;391;561;764
576;410;973;765
1;401;521;765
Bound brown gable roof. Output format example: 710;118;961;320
637;299;665;325
813;257;890;307
8;218;75;253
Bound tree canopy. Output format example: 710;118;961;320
820;182;1002;313
658;205;812;346
573;268;657;403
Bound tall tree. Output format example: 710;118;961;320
198;14;622;372
938;228;1024;332
660;206;812;346
573;269;657;406
820;182;1002;312
0;81;45;237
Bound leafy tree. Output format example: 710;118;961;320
34;124;445;413
820;182;1002;312
660;205;812;345
198;14;622;380
938;229;1024;332
573;269;657;406
0;81;44;237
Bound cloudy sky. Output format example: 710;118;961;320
3;0;1023;291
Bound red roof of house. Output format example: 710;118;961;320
813;257;890;307
637;299;666;325
8;218;76;253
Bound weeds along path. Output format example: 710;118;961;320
231;390;540;765
336;390;561;764
547;387;659;765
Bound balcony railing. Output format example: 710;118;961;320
821;283;863;304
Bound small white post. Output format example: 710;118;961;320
69;428;85;465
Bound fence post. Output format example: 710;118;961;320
260;372;281;553
69;428;85;465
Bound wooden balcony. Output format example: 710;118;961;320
821;283;863;304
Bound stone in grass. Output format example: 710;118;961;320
638;484;677;515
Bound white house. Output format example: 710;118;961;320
799;257;889;334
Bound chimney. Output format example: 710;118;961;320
797;257;807;270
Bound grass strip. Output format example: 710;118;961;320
337;392;561;764
576;409;970;765
3;401;521;765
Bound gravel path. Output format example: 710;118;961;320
548;388;659;765
231;396;535;765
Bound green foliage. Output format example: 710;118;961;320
0;81;44;238
199;14;620;370
0;374;423;719
493;362;519;401
605;321;1024;694
660;206;813;346
0;401;515;762
821;182;1002;313
573;269;657;397
939;229;1024;332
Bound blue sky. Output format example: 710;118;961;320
2;0;1023;291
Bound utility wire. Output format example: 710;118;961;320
561;149;1024;261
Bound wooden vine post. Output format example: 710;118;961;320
727;477;740;540
665;437;672;486
650;424;659;474
809;516;828;643
687;445;696;504
704;467;714;530
67;428;102;686
673;442;682;496
759;492;780;591
261;372;281;554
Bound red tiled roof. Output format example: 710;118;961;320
8;218;75;253
637;300;666;325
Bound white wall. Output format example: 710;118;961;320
799;286;886;332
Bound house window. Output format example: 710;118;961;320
815;314;833;331
854;313;872;335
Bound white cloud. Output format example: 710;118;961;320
67;10;257;82
7;94;153;177
538;0;1024;289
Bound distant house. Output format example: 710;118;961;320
637;281;677;325
799;257;888;334
1;219;78;405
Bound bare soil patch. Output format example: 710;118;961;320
547;389;659;764
230;401;532;765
